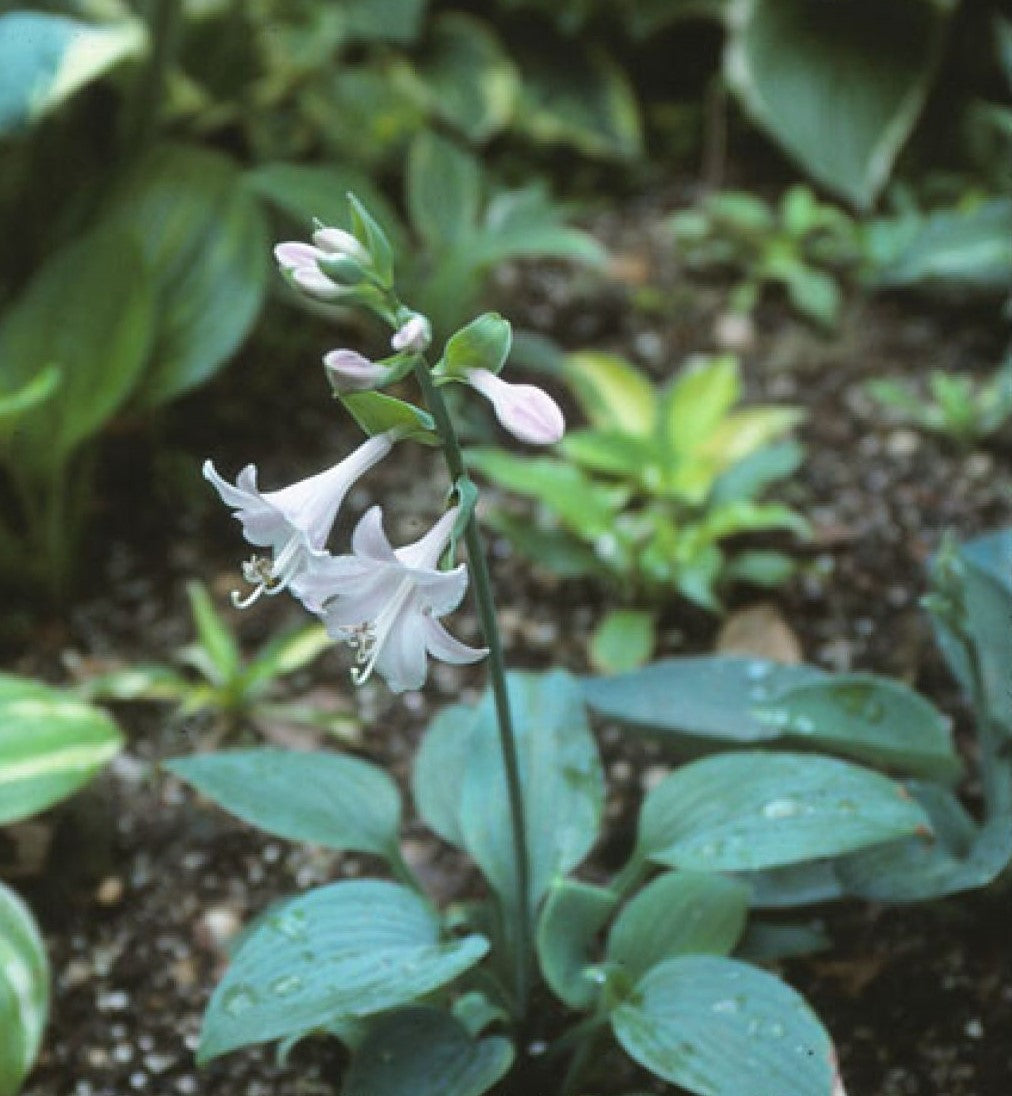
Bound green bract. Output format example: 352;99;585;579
469;351;809;668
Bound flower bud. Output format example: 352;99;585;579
391;313;432;353
466;368;565;445
312;226;370;263
323;349;390;392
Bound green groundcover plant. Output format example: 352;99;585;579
0;675;123;1095
157;197;1012;1095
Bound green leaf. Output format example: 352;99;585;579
102;143;269;407
583;656;825;746
697;407;804;468
164;749;401;860
0;684;122;825
0;366;60;436
563;351;656;435
343;1007;513;1096
515;43;642;160
611;955;837;1095
467;450;627;539
559;429;659;481
244;163;403;249
417;13;517;143
637;751;932;872
0;881;48;1096
710;440;804;504
537;880;616;1008
726;0;950;208
183;581;239;687
341;0;427;44
779;263;842;328
0;11;146;135
413;703;479;849
868;198;1012;293
441;313;512;379
589;610;656;675
407;131;482;250
754;674;961;783
0;224;154;470
607;872;749;985
664;355;741;457
340;390;437;444
198;880;488;1062
736;920;830;962
240;624;332;696
472;186;606;267
480;511;609;581
458;671;605;918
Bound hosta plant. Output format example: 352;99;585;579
468;349;809;670
0;674;123;1095
158;196;991;1096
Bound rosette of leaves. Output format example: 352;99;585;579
468;351;809;671
670;186;860;328
0;674;123;1095
165;667;954;1093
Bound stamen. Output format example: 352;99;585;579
347;578;415;686
230;533;305;610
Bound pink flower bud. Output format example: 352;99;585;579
312;226;370;263
466;368;565;445
292;266;345;300
391;313;432;353
323;349;388;392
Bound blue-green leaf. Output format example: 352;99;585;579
537;879;616;1008
0;881;49;1096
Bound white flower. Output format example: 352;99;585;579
391;313;432;353
323;349;389;392
203;431;396;610
465;367;565;445
313;505;487;693
274;226;369;301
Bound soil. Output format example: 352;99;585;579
5;188;1011;1096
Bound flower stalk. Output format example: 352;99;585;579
412;357;533;1018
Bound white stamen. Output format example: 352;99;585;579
348;578;415;686
230;533;305;609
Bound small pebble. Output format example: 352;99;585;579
964;1018;983;1039
885;429;920;458
95;876;124;907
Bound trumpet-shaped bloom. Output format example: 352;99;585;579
203;431;396;609
313;505;487;693
466;367;565;445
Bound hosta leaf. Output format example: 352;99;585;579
198;880;488;1062
588;609;656;675
472;186;606;267
164;749;401;860
183;581;239;686
637;751;932;872
340;390;437;444
0;882;48;1096
725;0;949;208
563;352;656;435
607;871;748;985
0;12;146;135
413;703;480;849
537;879;616;1008
102;143;269;407
343;1007;513;1096
407;131;482;250
0;685;122;825
664;355;741;457
611;955;837;1096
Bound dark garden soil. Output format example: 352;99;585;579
5;188;1011;1096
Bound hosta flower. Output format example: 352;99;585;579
313;505;487;693
323;349;390;392
466;367;565;445
391;312;432;353
203;431;396;609
274;226;369;301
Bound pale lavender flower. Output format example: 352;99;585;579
311;505;487;693
203;431;396;609
466;367;565;445
391;313;432;353
323;349;390;392
274;226;369;301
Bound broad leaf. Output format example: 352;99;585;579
0;224;154;470
583;656;825;746
441;313;512;378
537;880;616;1008
664;355;741;457
103;143;269;407
407;131;482;250
0;685;122;825
0;11;145;134
754;674;961;783
606;872;749;984
637;751;932;872
439;672;605;922
239;624;332;695
563;352;655;435
612;955;837;1095
343;1007;513;1096
0;367;60;437
182;581;239;686
0;882;48;1096
340;390;437;443
589;609;656;675
726;0;950;208
413;703;479;849
199;880;488;1062
164;749;401;860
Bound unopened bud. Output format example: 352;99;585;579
312;226;370;263
466;368;565;445
391;313;432;353
323;349;389;392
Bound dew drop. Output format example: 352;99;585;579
762;797;801;819
769;1022;786;1038
792;716;815;734
222;984;257;1018
270;975;303;997
746;661;772;681
712;998;739;1014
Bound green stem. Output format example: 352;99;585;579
412;360;532;1018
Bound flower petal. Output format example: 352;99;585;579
411;563;469;617
396;507;459;571
422;618;488;666
351;506;398;562
376;609;430;693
